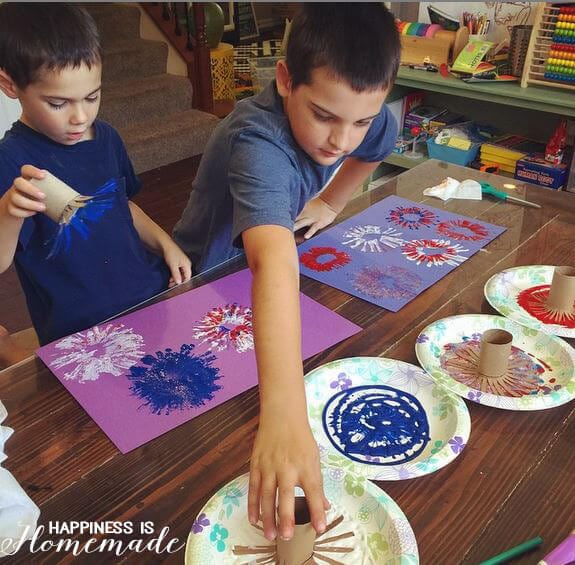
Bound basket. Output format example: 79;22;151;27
249;56;281;93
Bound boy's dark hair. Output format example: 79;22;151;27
0;4;101;89
286;3;400;92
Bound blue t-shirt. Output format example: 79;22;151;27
173;81;397;272
0;120;169;344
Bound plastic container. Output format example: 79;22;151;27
249;56;281;93
426;137;480;165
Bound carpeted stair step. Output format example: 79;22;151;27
119;109;220;174
99;74;193;130
102;38;168;83
85;4;141;41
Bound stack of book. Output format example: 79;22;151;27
480;135;546;174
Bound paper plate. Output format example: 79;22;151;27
304;357;470;481
185;469;419;564
416;314;575;411
484;265;575;338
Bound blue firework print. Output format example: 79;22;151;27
322;384;430;465
128;343;222;415
46;178;117;258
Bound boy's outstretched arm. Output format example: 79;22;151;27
243;224;329;542
0;165;46;273
294;157;381;239
128;201;192;286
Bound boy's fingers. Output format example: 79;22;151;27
304;223;319;239
171;266;182;285
260;477;278;541
247;470;261;525
277;482;295;540
293;217;310;232
303;478;327;535
11;191;46;212
14;177;45;200
182;262;192;282
20;165;46;179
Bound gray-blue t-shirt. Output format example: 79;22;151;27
173;81;397;273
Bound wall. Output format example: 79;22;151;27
0;93;21;137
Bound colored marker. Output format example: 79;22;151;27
538;529;575;565
478;536;543;565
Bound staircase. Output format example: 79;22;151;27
86;3;219;173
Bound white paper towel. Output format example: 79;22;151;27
0;401;40;558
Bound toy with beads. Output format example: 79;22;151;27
521;2;575;91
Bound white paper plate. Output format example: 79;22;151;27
185;468;418;564
416;314;575;410
484;265;575;338
305;357;470;481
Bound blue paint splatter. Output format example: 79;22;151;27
322;384;430;465
128;343;222;415
46;178;117;258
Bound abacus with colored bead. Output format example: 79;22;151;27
521;3;575;90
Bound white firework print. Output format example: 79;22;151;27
192;303;254;353
342;225;405;252
51;324;145;383
402;239;469;267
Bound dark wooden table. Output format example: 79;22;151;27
2;160;574;564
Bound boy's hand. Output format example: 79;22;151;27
1;165;46;218
248;411;330;542
293;196;338;240
162;242;192;287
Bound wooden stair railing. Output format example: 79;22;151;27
141;2;214;114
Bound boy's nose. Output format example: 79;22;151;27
328;126;350;153
70;106;88;124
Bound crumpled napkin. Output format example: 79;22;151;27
423;177;482;201
0;401;40;558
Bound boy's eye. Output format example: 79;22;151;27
356;119;373;128
86;95;99;103
48;101;66;110
313;111;332;122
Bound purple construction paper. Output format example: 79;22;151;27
36;269;360;453
298;195;506;311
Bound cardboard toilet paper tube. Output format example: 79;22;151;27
30;172;88;224
546;266;575;313
478;329;512;378
276;497;316;565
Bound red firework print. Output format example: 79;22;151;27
299;246;352;272
517;285;575;328
387;206;438;230
436;219;489;241
192;303;254;352
401;239;468;267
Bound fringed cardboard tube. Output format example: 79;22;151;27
30;171;90;224
546;266;575;313
276;497;316;565
478;329;513;378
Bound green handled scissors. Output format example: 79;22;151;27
480;182;541;209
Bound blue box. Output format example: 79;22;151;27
426;138;480;166
515;154;568;189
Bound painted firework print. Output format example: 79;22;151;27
298;195;506;311
37;269;360;453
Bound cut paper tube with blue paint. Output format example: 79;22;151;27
31;171;116;258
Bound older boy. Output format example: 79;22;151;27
0;4;191;351
174;4;401;542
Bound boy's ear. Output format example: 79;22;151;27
0;70;19;99
275;59;292;97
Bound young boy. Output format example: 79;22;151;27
173;4;401;542
0;5;191;355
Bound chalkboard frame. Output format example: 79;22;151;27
236;2;259;41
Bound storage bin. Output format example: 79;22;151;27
249;56;282;93
426;137;480;166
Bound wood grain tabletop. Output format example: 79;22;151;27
2;160;574;564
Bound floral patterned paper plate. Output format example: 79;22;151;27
484;265;575;338
185;469;419;564
416;314;575;411
304;357;470;481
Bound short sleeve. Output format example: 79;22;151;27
109;127;142;198
228;132;299;243
350;104;398;163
